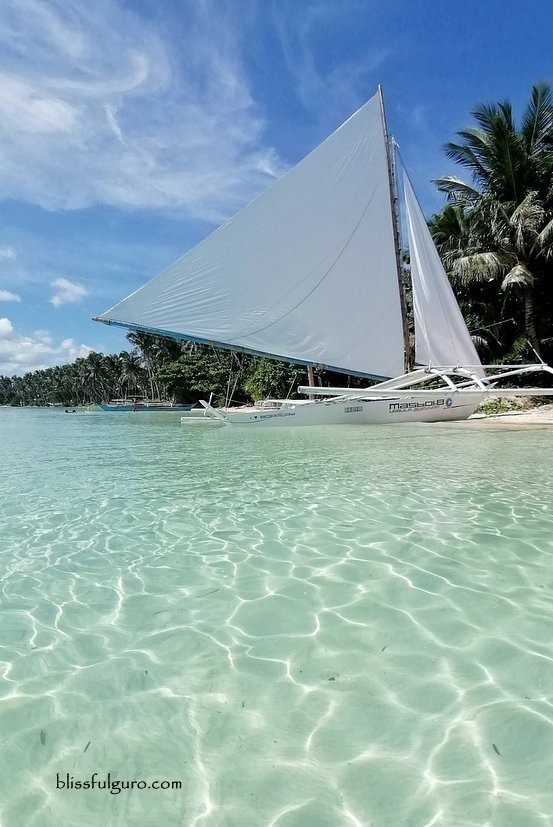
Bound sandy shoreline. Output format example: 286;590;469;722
428;402;553;428
468;402;553;426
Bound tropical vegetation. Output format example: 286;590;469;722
430;82;553;364
0;335;326;407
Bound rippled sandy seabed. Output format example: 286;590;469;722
1;408;553;827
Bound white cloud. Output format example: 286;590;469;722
50;277;87;307
0;74;77;134
0;290;20;302
0;320;93;375
33;329;53;344
0;317;14;337
0;245;17;260
0;0;285;221
61;338;93;362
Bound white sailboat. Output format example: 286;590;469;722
94;88;553;427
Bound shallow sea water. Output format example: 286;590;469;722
1;407;553;826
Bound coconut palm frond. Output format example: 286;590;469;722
470;333;490;352
453;251;504;282
510;190;541;220
429;205;469;249
434;176;482;205
536;216;553;250
443;152;489;191
472;101;515;136
521;83;553;152
501;264;535;291
510;191;544;226
506;192;544;250
506;336;533;360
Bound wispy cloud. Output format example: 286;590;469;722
272;1;390;131
0;318;93;375
396;102;430;135
50;277;87;307
0;0;284;221
0;290;21;302
0;245;17;260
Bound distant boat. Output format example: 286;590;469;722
94;87;553;427
99;398;193;412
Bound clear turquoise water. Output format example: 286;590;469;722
1;407;553;826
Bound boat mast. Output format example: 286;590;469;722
378;85;413;372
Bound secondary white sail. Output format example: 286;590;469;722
404;173;484;375
97;93;405;379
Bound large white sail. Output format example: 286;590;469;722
404;174;484;374
97;93;405;379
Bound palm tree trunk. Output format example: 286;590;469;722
524;288;540;357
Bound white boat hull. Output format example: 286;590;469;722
203;392;482;427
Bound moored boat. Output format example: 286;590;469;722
99;398;193;412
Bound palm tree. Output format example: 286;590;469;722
74;352;110;403
126;331;159;399
119;351;146;398
432;83;553;359
126;331;184;399
437;83;553;205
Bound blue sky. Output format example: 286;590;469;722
0;0;551;375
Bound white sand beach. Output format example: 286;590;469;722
468;401;553;426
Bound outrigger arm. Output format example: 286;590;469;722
297;363;553;400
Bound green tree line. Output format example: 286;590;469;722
1;82;551;407
0;332;352;407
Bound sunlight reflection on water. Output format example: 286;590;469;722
1;408;552;826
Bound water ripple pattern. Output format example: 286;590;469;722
1;407;552;826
